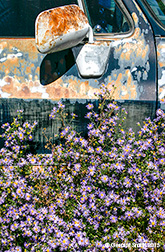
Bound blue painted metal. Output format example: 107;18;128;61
0;0;164;152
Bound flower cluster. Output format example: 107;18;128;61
0;86;164;251
0;110;37;159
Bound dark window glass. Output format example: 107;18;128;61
0;0;78;37
146;0;165;26
83;0;130;33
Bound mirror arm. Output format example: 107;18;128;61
88;26;94;43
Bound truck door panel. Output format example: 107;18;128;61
0;0;160;152
156;38;165;110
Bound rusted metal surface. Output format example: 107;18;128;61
35;4;90;54
0;0;161;154
100;5;156;101
0;0;157;102
0;39;100;99
0;39;44;99
72;42;111;78
156;38;165;103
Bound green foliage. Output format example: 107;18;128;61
0;85;164;251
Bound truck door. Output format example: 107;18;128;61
134;0;165;110
76;0;157;125
0;0;158;152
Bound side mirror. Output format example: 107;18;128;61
35;4;93;54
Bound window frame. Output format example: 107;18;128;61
142;0;165;30
81;0;134;40
0;0;79;38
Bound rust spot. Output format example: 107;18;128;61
142;45;149;59
79;81;89;95
133;27;141;39
22;85;30;95
5;69;10;75
116;73;123;84
4;76;13;83
36;5;89;53
159;62;165;67
132;12;138;27
0;41;8;50
44;5;87;36
25;66;31;74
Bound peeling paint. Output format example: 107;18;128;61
36;4;90;54
0;0;159;103
105;25;150;100
156;38;165;101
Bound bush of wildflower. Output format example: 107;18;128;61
0;85;164;252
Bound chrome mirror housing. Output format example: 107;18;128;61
35;4;93;54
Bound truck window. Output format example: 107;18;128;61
83;0;130;33
145;0;165;26
0;0;78;37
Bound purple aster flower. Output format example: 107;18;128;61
160;220;165;226
96;240;103;248
101;125;107;132
104;197;111;206
98;135;105;144
99;191;106;199
28;134;33;141
25;229;33;237
88;165;95;176
134;208;143;218
123;144;132;153
158;158;165;165
72;170;78;176
125;211;134;220
156;208;165;219
25;193;31;201
26;215;33;224
79;138;88;147
16;188;23;196
74;163;81;172
58;101;65;109
107;103;116;109
29;156;36;165
73;219;82;230
113;231;119;239
87;123;94;130
83;209;90;217
93;112;99;118
85;111;92;118
110;215;118;223
14;247;22;252
87;146;94;153
56;198;63;207
30;207;37;215
78;237;86;246
156;108;165;117
89;202;96;211
61;237;69;247
95;146;102;154
123;177;132;188
149;217;157;227
86;185;92;192
18;131;24;140
10;222;19;231
117;138;124;145
115;162;125;172
101;175;109;183
33;225;40;233
71;112;78;117
86;103;94;110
